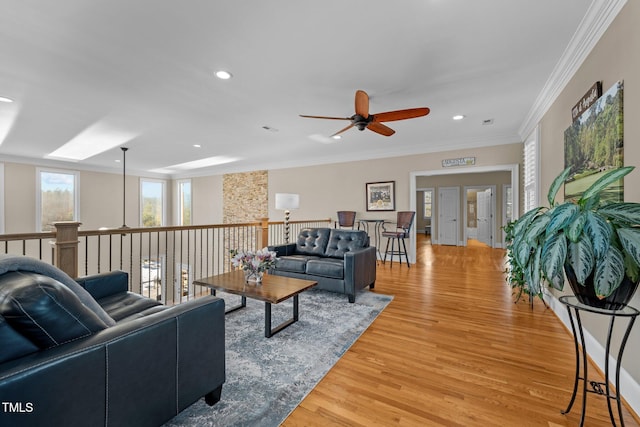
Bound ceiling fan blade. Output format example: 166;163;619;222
367;122;395;136
355;90;369;118
372;107;430;122
299;114;351;120
331;123;355;137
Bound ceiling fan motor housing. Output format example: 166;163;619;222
352;114;372;131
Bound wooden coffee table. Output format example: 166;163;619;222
193;271;317;337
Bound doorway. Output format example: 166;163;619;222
408;164;519;263
464;186;495;247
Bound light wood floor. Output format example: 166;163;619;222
282;235;640;426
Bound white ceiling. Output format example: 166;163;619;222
0;1;620;178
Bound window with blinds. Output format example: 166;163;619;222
523;127;539;212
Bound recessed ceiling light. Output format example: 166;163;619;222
0;96;14;103
115;159;121;163
193;144;201;148
215;70;232;80
453;115;465;120
332;135;341;140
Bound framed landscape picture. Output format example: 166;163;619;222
564;81;624;202
366;181;395;211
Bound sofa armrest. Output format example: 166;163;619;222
75;270;129;300
268;243;297;257
344;246;377;301
0;295;225;427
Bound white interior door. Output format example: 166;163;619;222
477;188;492;246
438;187;459;246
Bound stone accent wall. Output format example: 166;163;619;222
223;170;268;223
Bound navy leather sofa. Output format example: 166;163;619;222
0;257;225;427
268;228;376;302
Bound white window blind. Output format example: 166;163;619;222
523;127;539;212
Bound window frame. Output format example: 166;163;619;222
140;178;166;227
422;188;433;220
36;168;80;232
0;163;4;234
177;179;192;226
523;126;540;212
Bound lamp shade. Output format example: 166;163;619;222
275;193;299;210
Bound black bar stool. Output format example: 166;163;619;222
382;211;415;267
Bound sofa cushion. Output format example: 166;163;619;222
0;314;39;363
296;228;331;256
324;229;369;258
306;258;344;279
0;254;116;327
275;255;313;273
97;291;163;322
116;305;168;323
0;271;108;349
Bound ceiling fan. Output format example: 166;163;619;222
300;90;430;137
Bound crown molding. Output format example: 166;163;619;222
518;0;627;139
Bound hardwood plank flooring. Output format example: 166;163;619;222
282;235;640;426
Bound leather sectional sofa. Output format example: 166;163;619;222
0;255;225;427
268;228;376;302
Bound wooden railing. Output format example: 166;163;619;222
0;218;331;306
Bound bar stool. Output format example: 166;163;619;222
335;211;356;229
382;211;415;267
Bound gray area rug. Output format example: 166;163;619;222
163;288;392;427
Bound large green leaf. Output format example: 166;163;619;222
617;228;640;266
598;203;640;225
546;203;579;235
514;237;533;269
525;245;543;295
624;252;640;283
584;211;612;259
548;167;572;206
566;211;587;242
541;232;567;290
593;246;625;298
524;214;550;245
580;166;634;202
512;207;544;237
566;237;594;284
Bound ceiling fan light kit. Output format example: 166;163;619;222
300;90;429;138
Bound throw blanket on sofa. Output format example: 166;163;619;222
0;254;116;326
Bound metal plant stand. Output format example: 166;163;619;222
559;295;639;427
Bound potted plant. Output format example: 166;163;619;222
230;247;277;283
507;166;640;309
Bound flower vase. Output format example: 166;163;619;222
244;269;264;284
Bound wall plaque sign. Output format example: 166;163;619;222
571;81;602;122
442;157;476;167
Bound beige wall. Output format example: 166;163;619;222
539;1;640;388
191;175;223;225
268;142;522;235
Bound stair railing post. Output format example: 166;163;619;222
53;221;81;278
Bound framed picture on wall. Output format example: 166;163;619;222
366;181;395;211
